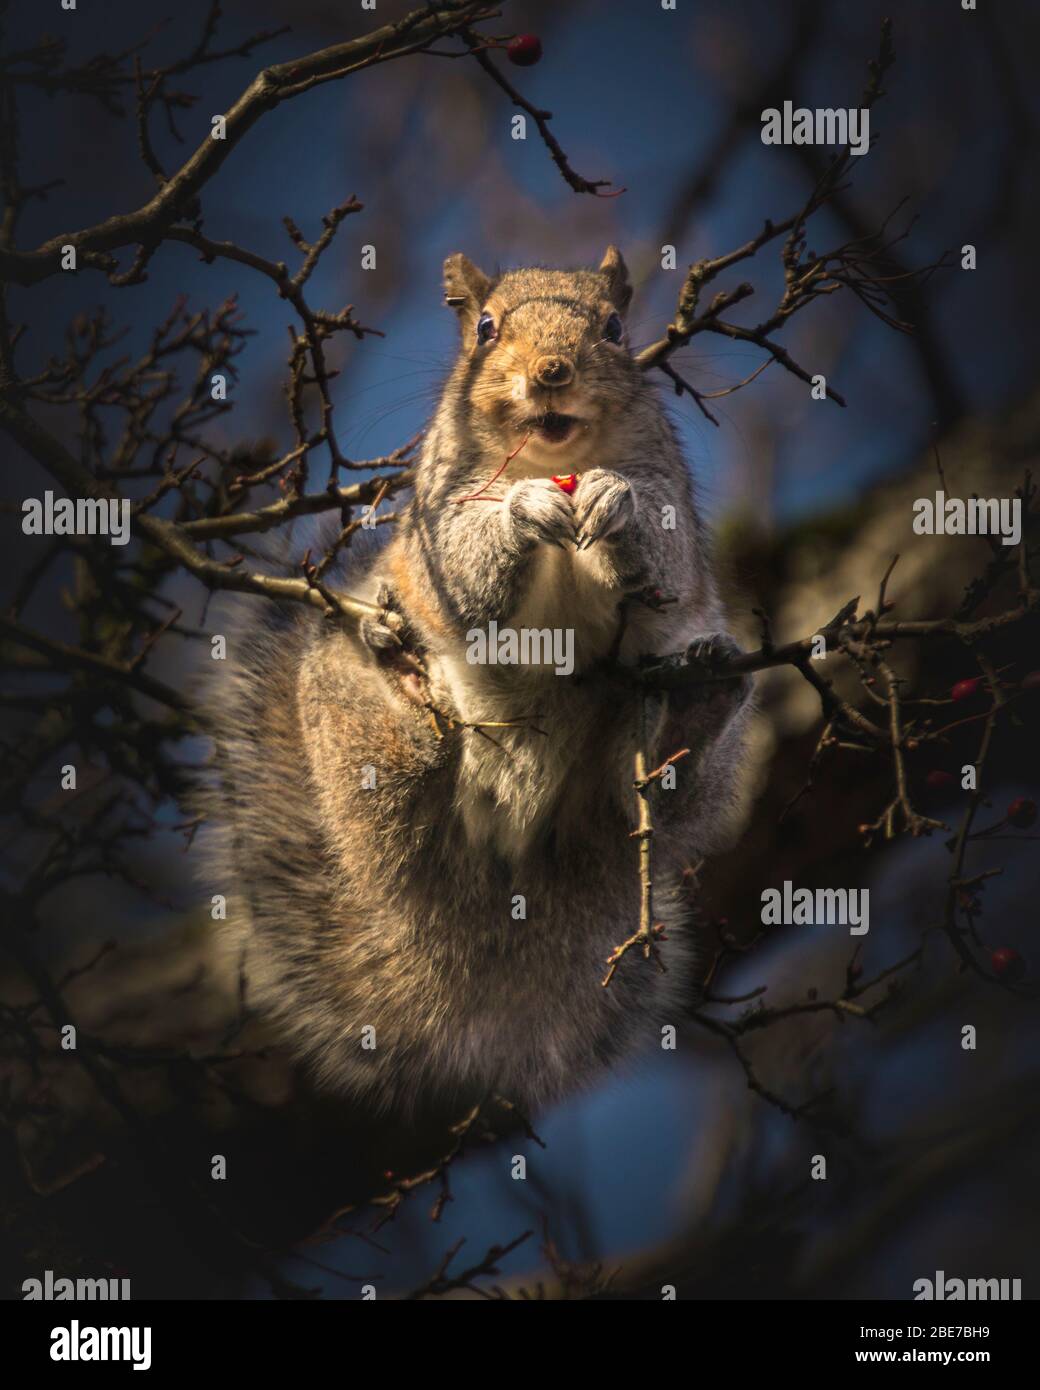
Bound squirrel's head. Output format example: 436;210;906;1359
442;248;639;466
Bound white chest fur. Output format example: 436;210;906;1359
435;542;624;856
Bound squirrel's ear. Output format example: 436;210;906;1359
598;246;632;314
443;253;492;331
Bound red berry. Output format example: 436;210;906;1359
990;947;1026;981
1021;671;1040;691
507;33;543;66
1007;797;1037;829
926;770;956;792
951;677;983;702
551;473;578;494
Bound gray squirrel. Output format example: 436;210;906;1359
202;247;752;1113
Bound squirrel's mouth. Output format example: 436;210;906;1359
528;411;581;445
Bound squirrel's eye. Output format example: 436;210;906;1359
476;312;497;345
604;312;624;345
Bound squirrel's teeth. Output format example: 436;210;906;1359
535;412;576;443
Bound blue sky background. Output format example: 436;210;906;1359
9;0;1038;537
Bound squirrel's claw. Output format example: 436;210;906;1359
572;469;635;549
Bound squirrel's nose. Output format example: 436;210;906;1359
532;355;574;388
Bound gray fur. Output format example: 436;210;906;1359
200;249;752;1114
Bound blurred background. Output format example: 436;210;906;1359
1;0;1039;1299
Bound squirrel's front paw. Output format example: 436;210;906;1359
501;477;576;549
573;469;635;550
